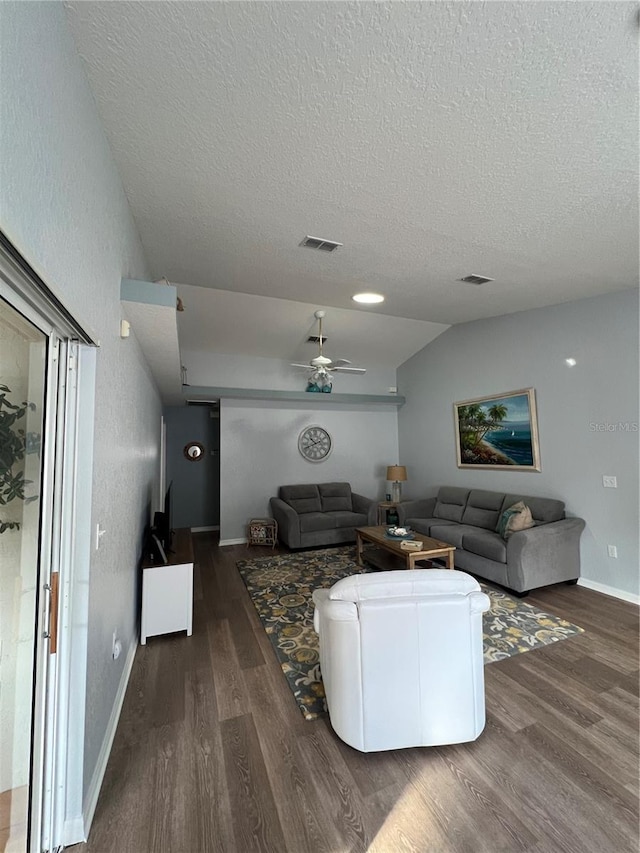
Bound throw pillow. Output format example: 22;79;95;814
496;501;535;539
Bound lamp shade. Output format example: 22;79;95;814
386;465;407;482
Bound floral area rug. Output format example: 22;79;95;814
236;546;584;721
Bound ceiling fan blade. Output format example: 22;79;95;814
332;358;352;367
331;366;366;374
290;362;313;369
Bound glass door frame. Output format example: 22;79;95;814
0;232;97;853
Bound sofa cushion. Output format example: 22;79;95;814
429;524;479;549
406;517;452;537
300;512;336;533
326;510;367;529
280;484;321;514
433;487;469;522
462;489;505;531
501;493;565;524
462;529;507;563
319;482;353;512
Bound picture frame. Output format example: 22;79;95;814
453;388;541;471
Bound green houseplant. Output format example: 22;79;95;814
0;384;37;533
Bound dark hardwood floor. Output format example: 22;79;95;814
71;532;639;853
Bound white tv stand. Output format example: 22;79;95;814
141;527;193;644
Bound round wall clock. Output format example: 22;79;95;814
298;425;333;463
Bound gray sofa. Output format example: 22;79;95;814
270;482;377;550
398;486;585;595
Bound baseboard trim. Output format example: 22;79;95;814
219;537;247;546
191;525;219;532
81;638;137;839
577;577;639;605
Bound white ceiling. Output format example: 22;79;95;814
65;1;638;366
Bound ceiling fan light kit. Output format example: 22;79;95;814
291;310;366;391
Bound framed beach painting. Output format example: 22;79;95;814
454;388;541;471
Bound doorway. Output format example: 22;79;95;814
164;403;220;530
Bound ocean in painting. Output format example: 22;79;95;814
484;421;534;466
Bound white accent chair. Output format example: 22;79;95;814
312;570;490;752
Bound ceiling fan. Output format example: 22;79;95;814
291;310;366;388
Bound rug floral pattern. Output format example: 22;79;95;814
237;546;584;721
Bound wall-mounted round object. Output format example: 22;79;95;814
184;441;205;461
298;425;332;462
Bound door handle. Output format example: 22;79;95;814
43;573;59;653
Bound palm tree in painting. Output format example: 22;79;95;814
487;403;508;431
458;402;509;452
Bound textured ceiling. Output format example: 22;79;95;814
65;1;638;339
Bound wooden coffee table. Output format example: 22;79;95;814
355;525;456;571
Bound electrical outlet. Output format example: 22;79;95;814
607;545;618;559
603;475;617;488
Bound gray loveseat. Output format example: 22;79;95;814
270;482;377;550
398;486;585;595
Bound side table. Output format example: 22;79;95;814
247;517;278;548
377;501;405;526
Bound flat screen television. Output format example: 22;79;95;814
153;482;173;555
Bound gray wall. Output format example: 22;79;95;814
164;406;220;529
220;400;399;542
398;289;639;598
0;2;162;806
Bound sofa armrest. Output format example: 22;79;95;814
398;498;437;525
506;517;586;592
269;497;301;549
352;492;377;525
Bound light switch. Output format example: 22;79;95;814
602;475;617;488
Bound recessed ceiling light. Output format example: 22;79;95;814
565;357;577;367
352;292;385;304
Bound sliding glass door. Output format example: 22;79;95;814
0;296;49;853
0;232;97;852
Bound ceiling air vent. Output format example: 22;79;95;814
459;274;495;285
300;235;343;252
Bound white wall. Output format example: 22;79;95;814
220;400;399;542
398;289;639;599
0;0;161;812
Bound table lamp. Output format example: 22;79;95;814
386;465;407;503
